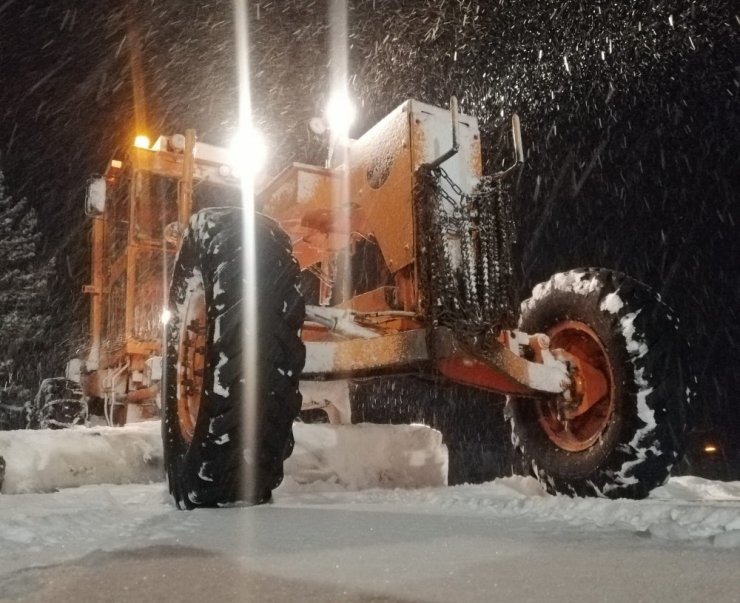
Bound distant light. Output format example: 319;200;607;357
134;135;151;149
704;444;718;454
110;159;123;169
227;127;267;177
161;309;172;325
326;89;356;138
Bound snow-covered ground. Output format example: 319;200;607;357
1;422;739;602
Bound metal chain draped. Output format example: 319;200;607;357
414;166;517;343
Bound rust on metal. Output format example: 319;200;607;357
349;104;415;272
176;286;207;443
178;129;196;229
83;100;579;430
126;384;159;404
301;322;570;399
436;356;535;395
393;266;417;312
257;163;341;268
537;320;615;452
123;171;139;342
86;216;105;369
336;287;393;312
433;328;568;396
302;329;429;377
258;105;416;273
125;340;161;357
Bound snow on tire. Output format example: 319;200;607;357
164;208;305;509
506;268;691;499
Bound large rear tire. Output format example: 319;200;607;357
506;269;691;499
164;209;305;509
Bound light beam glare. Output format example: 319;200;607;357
326;88;355;140
329;0;352;305
227;126;267;177
234;0;259;506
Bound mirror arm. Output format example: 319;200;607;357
493;114;525;180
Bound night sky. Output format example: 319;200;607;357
0;1;738;476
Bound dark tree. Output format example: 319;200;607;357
0;169;53;424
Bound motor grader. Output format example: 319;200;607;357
68;98;687;507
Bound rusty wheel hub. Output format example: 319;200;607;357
176;280;207;444
537;321;614;452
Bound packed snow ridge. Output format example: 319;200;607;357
0;421;739;550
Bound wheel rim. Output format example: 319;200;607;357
537;321;614;452
176;277;207;444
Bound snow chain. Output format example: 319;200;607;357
415;166;517;346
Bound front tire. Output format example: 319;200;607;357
506;269;691;499
164;209;305;509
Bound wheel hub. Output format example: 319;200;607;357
176;281;207;444
537;321;614;452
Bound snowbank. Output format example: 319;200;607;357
0;420;447;494
282;422;447;492
0;422;163;494
1;420;738;549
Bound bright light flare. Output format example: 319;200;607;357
704;444;718;454
134;134;151;149
326;89;356;138
234;0;260;505
227;127;267;177
160;309;172;325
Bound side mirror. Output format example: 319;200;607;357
85;176;107;216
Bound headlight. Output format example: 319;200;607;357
326;89;356;139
